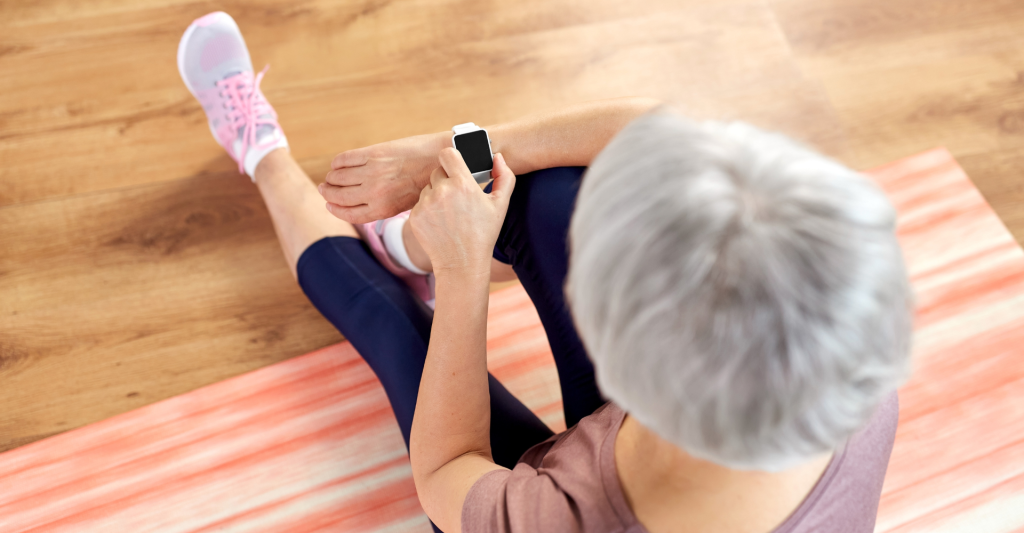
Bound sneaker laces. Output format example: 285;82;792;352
216;65;279;174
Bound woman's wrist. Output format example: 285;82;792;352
432;263;493;287
431;269;491;321
486;122;534;176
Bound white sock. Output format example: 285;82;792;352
383;217;429;275
239;126;289;180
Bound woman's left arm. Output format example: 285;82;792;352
407;148;517;533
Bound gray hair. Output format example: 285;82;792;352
567;112;913;471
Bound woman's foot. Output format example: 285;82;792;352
357;213;436;308
177;11;288;178
177;13;356;278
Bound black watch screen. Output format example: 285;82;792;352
453;130;494;174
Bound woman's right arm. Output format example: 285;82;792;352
319;97;661;224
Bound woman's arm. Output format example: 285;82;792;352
319;97;660;224
488;97;662;176
407;149;518;532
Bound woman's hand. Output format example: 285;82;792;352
319;132;449;224
409;148;515;532
409;148;515;279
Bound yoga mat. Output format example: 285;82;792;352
2;148;1023;532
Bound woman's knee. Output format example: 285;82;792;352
493;166;586;266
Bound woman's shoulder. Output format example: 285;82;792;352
462;402;641;533
518;402;623;468
773;391;900;533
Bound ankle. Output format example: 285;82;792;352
252;147;291;184
380;217;429;274
401;217;433;273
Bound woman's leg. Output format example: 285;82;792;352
253;149;553;466
178;9;551;482
491;167;606;429
253;148;359;277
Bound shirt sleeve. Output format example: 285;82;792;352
461;463;584;533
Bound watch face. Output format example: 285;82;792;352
453;130;493;174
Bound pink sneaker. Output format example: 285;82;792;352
357;212;436;309
177;12;288;178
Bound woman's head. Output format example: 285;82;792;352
567;111;913;471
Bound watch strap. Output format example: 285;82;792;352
452;122;481;135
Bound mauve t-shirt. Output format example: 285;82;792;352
463;393;899;533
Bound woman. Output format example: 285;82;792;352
179;13;913;533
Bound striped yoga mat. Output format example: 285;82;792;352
2;148;1023;532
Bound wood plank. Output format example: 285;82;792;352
0;0;843;207
769;0;1024;244
0;170;342;451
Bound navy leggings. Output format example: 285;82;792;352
296;166;605;469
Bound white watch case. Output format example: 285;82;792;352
451;122;494;185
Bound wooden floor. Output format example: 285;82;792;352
2;0;1023;454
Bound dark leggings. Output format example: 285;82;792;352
296;166;604;469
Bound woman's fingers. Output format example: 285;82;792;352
438;147;474;184
428;165;449;189
325;202;375;225
331;148;370;170
325;163;376;187
488;153;516;203
419;177;432;200
318;182;362;207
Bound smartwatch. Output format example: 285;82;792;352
452;122;494;184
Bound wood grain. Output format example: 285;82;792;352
0;0;843;207
769;0;1024;243
0;170;342;449
0;0;846;451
